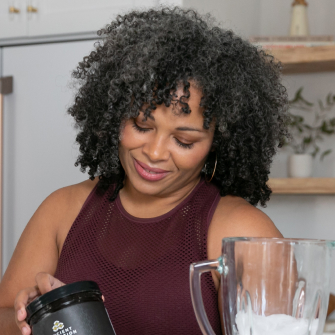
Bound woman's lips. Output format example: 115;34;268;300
133;158;170;181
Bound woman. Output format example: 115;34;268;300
0;7;288;335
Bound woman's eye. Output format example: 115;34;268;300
133;120;193;149
175;138;194;149
132;121;150;133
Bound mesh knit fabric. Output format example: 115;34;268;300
55;178;222;334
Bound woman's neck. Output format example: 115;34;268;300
118;176;201;219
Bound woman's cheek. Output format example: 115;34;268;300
173;145;210;170
120;124;145;149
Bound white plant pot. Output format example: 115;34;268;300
288;154;313;178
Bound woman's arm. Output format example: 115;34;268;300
0;179;97;335
0;190;62;334
0;308;21;335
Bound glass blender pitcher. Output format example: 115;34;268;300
190;237;335;335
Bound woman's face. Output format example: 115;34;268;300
118;84;215;197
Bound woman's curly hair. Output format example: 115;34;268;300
68;6;289;206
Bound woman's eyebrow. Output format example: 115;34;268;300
175;126;203;132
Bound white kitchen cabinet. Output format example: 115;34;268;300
0;0;27;39
0;0;158;40
27;0;157;37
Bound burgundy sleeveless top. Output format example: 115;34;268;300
55;178;222;334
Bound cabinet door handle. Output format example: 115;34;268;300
9;6;20;13
27;5;38;13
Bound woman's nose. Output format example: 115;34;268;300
142;135;170;162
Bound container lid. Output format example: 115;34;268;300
26;281;101;321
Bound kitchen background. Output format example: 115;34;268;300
1;0;335;293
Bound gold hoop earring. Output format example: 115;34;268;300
205;152;217;183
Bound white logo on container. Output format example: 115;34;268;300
52;321;64;332
52;321;77;335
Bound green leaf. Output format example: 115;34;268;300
320;149;332;161
303;137;312;144
289;87;313;106
320;121;334;134
289;87;304;104
311;146;320;158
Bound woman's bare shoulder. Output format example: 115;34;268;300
207;195;282;259
211;195;281;236
46;178;99;210
48;178;99;252
19;177;99;236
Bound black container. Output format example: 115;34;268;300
26;281;116;335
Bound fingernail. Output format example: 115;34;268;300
22;326;29;335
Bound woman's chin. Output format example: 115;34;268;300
127;173;175;196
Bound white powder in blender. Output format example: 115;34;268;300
235;311;319;335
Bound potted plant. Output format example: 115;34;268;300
284;87;335;178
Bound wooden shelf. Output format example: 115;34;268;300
268;178;335;194
267;45;335;74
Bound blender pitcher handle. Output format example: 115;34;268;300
190;257;225;335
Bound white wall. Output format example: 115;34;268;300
184;0;261;38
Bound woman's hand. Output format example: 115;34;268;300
14;272;65;335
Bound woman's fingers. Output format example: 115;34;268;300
14;285;40;335
15;285;41;318
35;272;65;295
21;326;31;335
14;273;65;335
